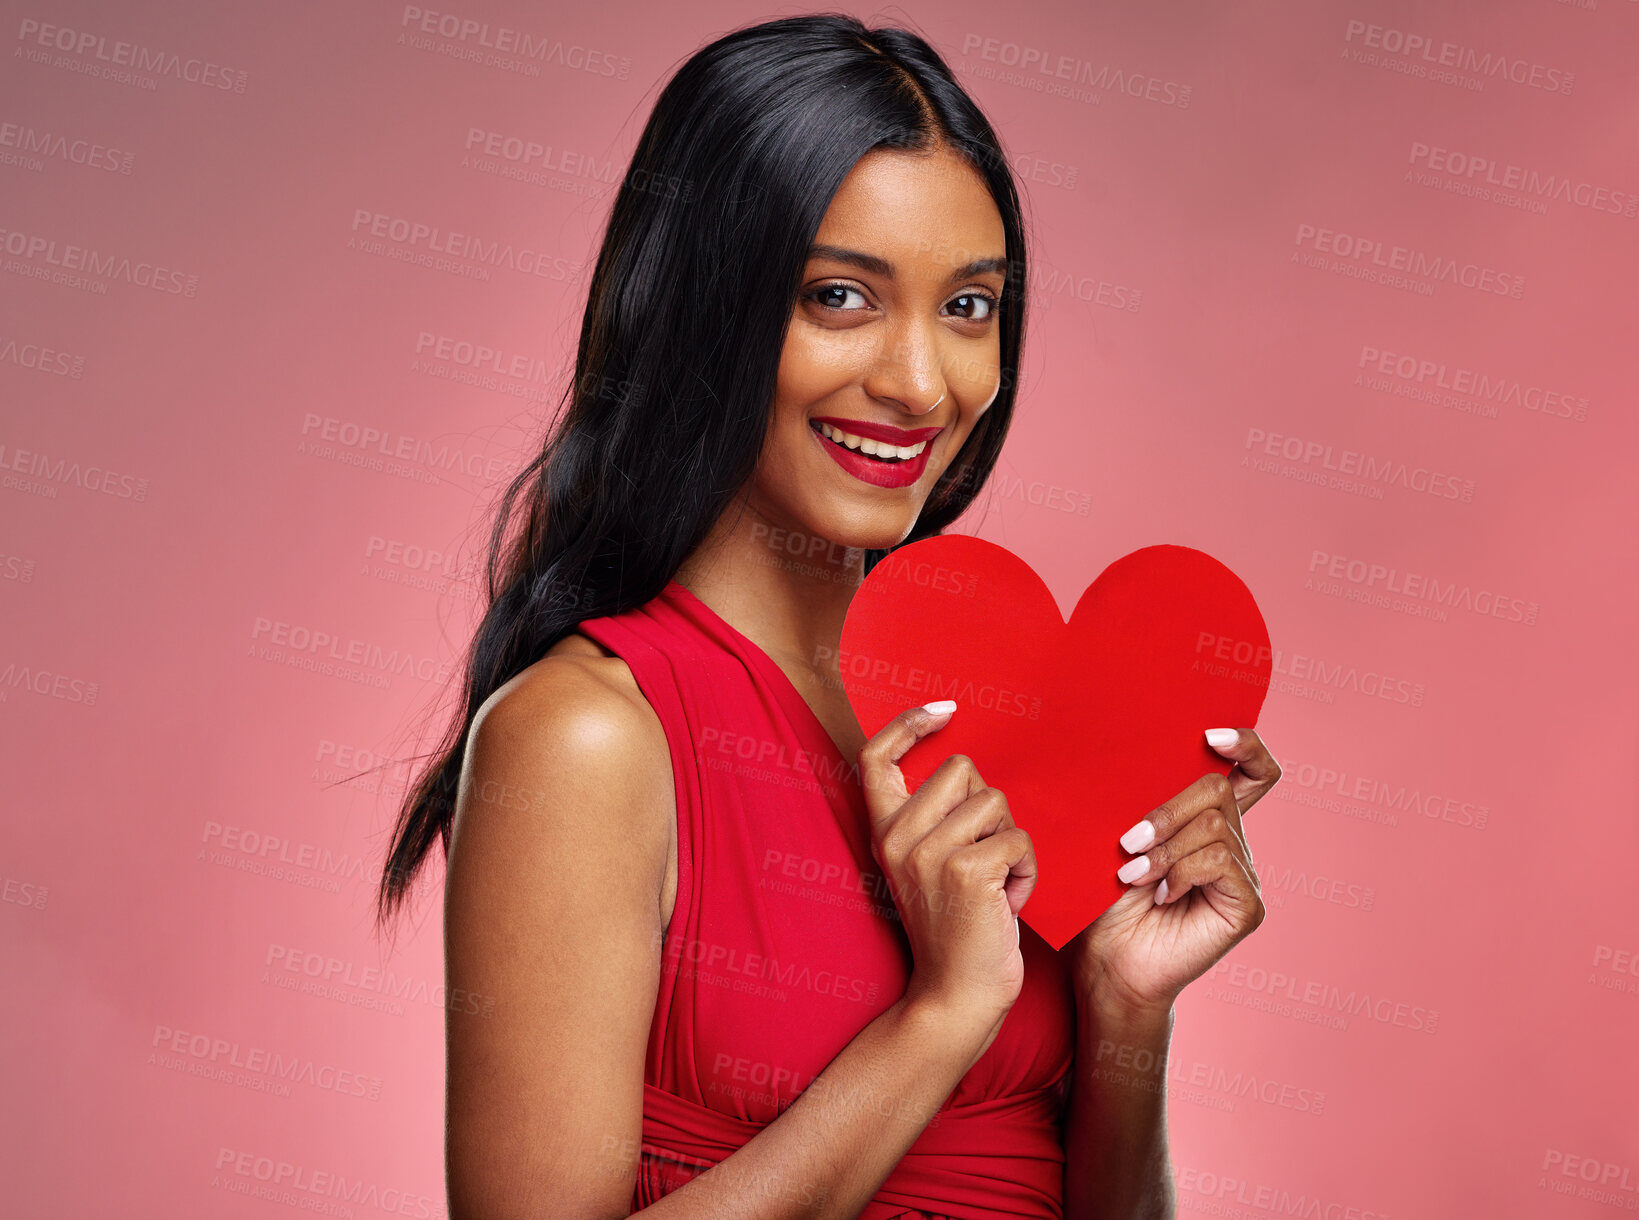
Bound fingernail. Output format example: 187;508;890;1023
1155;878;1169;904
1117;855;1149;883
1205;728;1238;749
922;700;957;716
1120;819;1155;852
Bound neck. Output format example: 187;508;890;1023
672;495;868;683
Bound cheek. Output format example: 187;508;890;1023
777;334;848;404
756;396;814;486
766;355;807;443
958;346;1003;405
767;338;846;458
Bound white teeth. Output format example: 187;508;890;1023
817;422;927;460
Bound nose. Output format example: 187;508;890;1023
864;328;949;416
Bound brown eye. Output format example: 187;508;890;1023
946;292;999;321
806;283;870;310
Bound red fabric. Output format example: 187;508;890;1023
578;578;1076;1218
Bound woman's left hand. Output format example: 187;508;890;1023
1065;727;1283;1016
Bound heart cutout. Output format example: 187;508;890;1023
839;534;1272;950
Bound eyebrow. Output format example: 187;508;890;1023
807;243;1008;283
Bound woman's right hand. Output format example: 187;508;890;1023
857;700;1036;1053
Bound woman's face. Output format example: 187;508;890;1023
747;143;1009;558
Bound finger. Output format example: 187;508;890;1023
1119;771;1249;863
858;700;960;826
910;786;1023;915
950;825;1038;918
1152;838;1263;922
1203;726;1283;812
878;749;990;873
919;783;1013;852
1115;795;1256;893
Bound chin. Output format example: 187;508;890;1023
811;506;923;555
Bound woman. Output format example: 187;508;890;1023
377;13;1281;1219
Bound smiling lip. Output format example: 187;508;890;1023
809;418;936;489
809;416;945;445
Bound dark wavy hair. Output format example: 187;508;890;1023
374;11;1032;933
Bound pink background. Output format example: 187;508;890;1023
4;1;1636;1215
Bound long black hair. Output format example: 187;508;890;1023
374;11;1032;932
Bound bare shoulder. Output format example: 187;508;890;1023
443;629;676;1215
457;628;672;846
480;627;654;739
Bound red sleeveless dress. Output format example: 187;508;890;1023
577;578;1077;1219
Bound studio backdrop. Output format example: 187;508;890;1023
2;1;1634;1217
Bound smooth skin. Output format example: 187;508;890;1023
1059;732;1282;1220
443;139;1281;1220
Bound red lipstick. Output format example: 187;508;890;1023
809;416;944;445
808;416;942;490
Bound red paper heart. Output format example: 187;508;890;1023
839;534;1272;951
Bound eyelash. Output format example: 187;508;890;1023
804;281;1000;321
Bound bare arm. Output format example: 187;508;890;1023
1061;994;1176;1220
1061;728;1284;1220
444;660;1003;1220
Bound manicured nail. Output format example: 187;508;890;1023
922;700;957;716
1117;855;1149;884
1155;878;1169;904
1120;819;1155;852
1205;728;1238;750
